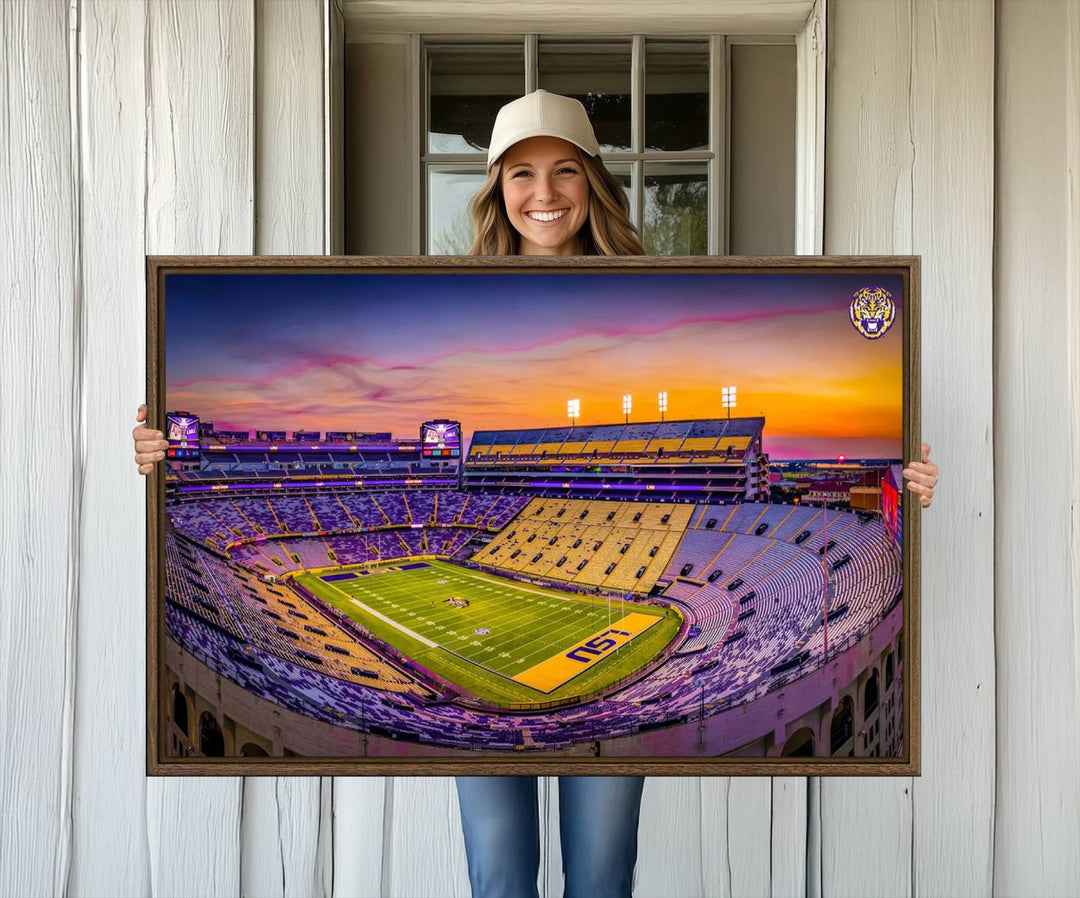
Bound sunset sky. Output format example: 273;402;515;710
165;270;905;460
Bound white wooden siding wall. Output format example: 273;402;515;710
824;2;997;896
0;2;78;895
994;1;1080;893
2;1;1078;897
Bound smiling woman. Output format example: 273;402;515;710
452;89;649;898
500;137;591;254
466;90;644;256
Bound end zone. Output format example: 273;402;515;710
511;612;662;693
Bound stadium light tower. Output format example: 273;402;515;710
722;385;737;420
623;394;632;424
659;391;668;421
567;398;580;427
811;490;831;662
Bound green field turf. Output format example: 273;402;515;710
295;560;682;705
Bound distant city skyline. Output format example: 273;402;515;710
166;270;905;461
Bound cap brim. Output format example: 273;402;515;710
487;131;599;168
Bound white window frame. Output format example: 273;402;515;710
399;0;825;256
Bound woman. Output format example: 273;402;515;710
451;91;649;898
132;90;940;898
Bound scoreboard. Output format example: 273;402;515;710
165;411;200;460
421;420;461;459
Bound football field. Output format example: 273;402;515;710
295;560;682;705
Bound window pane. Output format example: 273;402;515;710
645;40;709;152
538;41;631;153
428;44;524;154
604;163;634;222
428;167;487;254
643;163;707;255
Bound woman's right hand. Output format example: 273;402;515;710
133;403;169;475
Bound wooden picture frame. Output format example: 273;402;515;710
147;255;920;776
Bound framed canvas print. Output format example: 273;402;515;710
146;255;920;776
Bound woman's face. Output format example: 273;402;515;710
499;136;590;255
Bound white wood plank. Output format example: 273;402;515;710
241;777;327;898
320;0;389;892
822;3;914;894
994;1;1080;893
332;777;386;898
384;777;470;898
255;0;325;256
0;1;78;895
806;777;821;898
630;777;704;898
771;777;808;898
698;778;774;898
700;779;731;897
825;2;997;896
144;1;255;894
144;0;255;258
69;1;153;895
242;2;330;896
726;779;774;896
146;778;242;897
908;3;995;896
641;776;799;898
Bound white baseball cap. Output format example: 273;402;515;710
486;90;601;169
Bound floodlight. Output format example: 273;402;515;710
722;385;737;418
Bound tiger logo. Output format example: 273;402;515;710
849;285;896;339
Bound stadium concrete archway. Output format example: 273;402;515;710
780;726;815;757
830;695;854;755
198;711;225;757
864;668;880;717
171;682;189;737
240;742;269;757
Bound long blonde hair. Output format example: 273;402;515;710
467;150;645;256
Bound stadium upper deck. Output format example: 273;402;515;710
463;417;770;503
468;417;763;462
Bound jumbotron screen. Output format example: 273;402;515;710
165;412;200;460
421;420;461;458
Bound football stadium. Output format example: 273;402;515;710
162;413;906;759
161;269;907;760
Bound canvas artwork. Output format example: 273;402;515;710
147;256;920;776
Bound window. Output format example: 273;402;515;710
421;36;795;256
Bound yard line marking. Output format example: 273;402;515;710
346;597;437;647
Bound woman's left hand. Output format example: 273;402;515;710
902;442;938;509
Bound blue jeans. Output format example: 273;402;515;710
455;775;646;898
